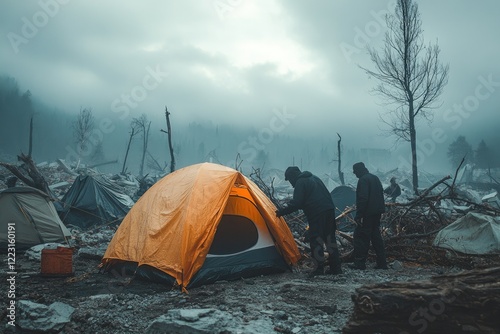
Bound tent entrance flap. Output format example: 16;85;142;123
208;215;258;255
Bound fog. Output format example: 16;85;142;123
1;1;499;181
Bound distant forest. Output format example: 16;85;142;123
0;75;356;178
1;75;499;181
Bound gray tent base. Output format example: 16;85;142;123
104;246;290;289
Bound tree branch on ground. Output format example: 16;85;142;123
0;153;53;197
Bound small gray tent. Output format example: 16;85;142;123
0;187;71;251
433;212;500;255
58;175;134;229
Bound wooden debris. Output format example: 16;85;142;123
0;153;53;197
343;266;500;334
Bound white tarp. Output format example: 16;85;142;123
433;212;500;254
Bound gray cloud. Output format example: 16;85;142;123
1;0;499;169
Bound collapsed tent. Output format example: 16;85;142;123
0;187;71;251
102;163;300;289
58;175;134;229
433;212;500;254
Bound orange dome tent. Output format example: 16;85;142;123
101;163;300;289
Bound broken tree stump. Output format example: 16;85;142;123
0;153;53;197
343;266;500;334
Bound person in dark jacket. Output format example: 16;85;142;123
349;162;388;270
384;177;401;202
276;166;342;277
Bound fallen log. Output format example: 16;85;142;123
343;266;500;334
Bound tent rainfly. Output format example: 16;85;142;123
102;163;301;290
58;174;134;229
0;187;71;251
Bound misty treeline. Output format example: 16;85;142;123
0;76;70;159
0;75;360;178
2;74;499;180
447;135;500;169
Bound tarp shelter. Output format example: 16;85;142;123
433;212;500;254
102;163;300;290
0;187;71;251
58;175;134;229
330;185;356;231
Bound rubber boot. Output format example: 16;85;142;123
326;248;342;275
308;263;325;278
348;258;366;270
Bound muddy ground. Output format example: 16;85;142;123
1;250;461;334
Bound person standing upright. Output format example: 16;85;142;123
349;162;388;270
276;166;342;277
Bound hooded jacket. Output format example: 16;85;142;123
280;170;335;219
354;167;386;219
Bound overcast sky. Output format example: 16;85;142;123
1;0;499;151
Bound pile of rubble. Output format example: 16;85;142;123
0;158;145;201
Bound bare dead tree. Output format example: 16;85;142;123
72;107;95;164
160;106;176;173
121;120;141;175
235;153;243;172
249;167;279;208
336;133;345;185
0;153;53;198
134;114;151;176
360;0;449;194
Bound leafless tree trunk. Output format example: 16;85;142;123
72;107;95;163
121;122;140;175
360;0;449;194
134;114;151;177
161;106;176;173
337;133;345;185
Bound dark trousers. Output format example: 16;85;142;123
353;214;386;266
308;210;341;270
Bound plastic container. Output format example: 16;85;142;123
41;246;74;276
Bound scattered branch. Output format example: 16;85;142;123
0;153;53;197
